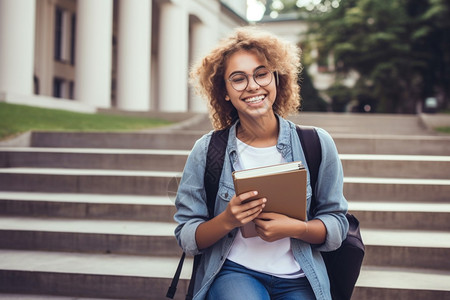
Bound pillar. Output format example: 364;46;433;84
75;0;113;108
0;0;36;95
158;2;188;112
190;22;216;112
116;0;152;111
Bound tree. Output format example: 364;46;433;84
299;66;329;112
304;0;450;113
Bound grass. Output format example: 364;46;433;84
0;102;173;141
436;127;450;134
433;110;450;134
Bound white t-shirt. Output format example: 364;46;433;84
227;138;305;279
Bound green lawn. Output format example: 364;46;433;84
0;102;172;140
436;127;450;134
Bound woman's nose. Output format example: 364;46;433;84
246;76;260;91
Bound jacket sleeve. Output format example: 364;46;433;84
173;133;211;256
312;128;349;252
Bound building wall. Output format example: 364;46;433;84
34;0;77;99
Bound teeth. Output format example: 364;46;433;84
244;95;265;103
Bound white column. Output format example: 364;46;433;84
190;22;216;112
75;0;113;108
116;0;152;111
158;2;188;112
34;0;53;96
0;0;36;95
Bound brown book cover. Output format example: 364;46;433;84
232;161;307;238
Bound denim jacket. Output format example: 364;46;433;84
174;116;349;300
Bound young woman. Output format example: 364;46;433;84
174;27;348;300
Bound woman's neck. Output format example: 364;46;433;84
237;114;279;147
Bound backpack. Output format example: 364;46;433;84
167;125;364;300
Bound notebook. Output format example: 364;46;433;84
232;161;307;238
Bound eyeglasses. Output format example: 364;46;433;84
227;67;274;91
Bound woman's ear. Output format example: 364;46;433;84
225;95;230;101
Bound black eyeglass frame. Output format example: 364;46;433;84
226;67;278;92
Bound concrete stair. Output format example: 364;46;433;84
15;131;450;155
0;216;448;270
0;148;189;171
0;250;193;300
0;112;449;299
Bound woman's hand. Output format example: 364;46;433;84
222;191;267;231
254;212;303;242
254;212;327;244
195;191;265;250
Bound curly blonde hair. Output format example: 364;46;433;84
190;26;302;130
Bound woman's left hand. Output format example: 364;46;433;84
253;212;306;242
254;212;327;244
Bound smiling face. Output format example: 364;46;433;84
224;50;277;122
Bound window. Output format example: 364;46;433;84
54;6;74;64
53;77;74;99
53;77;63;98
54;8;63;60
71;14;76;64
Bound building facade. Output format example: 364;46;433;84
0;0;250;113
0;0;332;114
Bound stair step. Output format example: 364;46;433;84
0;217;179;256
1;192;448;229
1;216;448;269
353;266;450;300
363;228;450;248
0;168;181;195
3;148;450;179
344;177;450;202
0;148;189;171
0;192;175;221
0;249;193;279
30;131;204;150
288;113;431;136
0;168;180;177
0;250;448;300
0;294;117;300
340;154;450;179
332;134;450;155
0;250;192;300
362;229;450;269
26;131;450;155
1;168;450;201
349;201;450;230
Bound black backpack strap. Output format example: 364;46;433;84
168;128;230;300
295;125;322;215
166;252;186;298
204;128;230;217
185;255;201;300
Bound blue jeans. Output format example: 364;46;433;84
207;260;316;300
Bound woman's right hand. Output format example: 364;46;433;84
195;191;266;250
221;191;266;231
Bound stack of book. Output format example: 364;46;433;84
232;161;307;238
